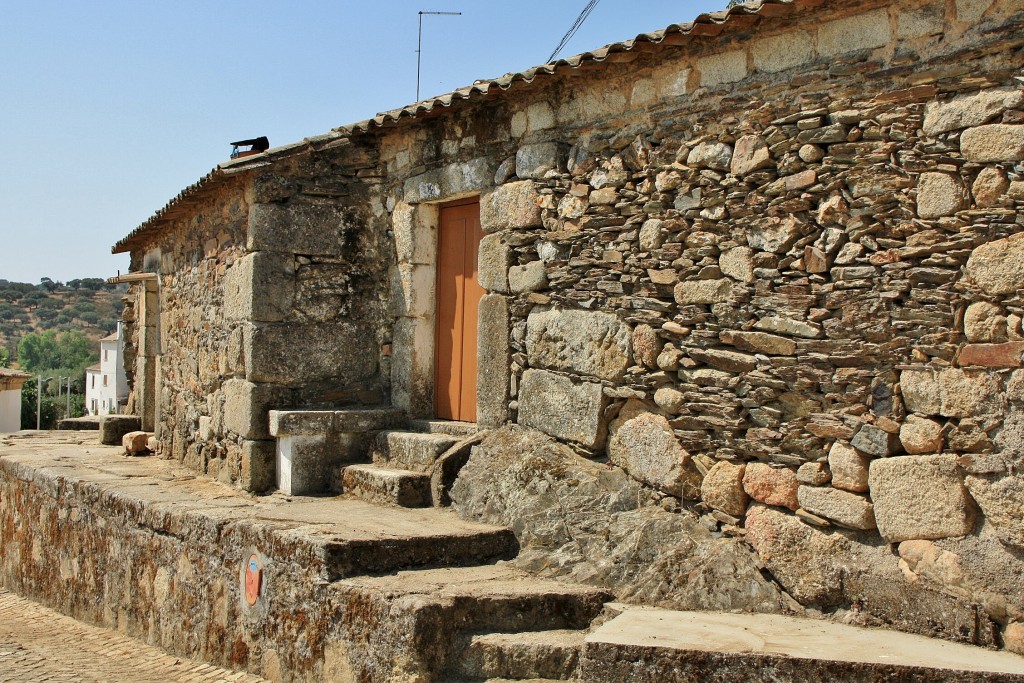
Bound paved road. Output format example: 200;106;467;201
0;589;267;683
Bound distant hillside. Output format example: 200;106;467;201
0;278;127;360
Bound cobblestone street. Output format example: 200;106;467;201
0;589;267;683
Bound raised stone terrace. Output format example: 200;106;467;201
2;431;1024;682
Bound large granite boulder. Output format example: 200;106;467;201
745;505;998;644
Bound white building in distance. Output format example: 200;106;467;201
0;368;31;432
85;325;128;416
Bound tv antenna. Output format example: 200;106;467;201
417;10;462;101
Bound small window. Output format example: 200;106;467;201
104;350;108;361
103;376;108;387
91;375;95;388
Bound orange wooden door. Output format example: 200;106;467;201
435;200;484;422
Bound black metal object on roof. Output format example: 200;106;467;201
230;136;270;150
230;137;270;159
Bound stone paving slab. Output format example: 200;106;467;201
0;588;267;683
583;608;1024;682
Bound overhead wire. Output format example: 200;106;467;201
546;0;601;63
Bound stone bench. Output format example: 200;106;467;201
269;408;406;495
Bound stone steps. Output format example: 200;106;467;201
341;463;432;507
339;428;475;507
310;507;517;579
451;630;584;681
370;430;459;473
409;419;481;438
268;407;481;499
0;433;606;683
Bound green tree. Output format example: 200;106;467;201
71;301;96;315
17;330;95;374
38;277;62;293
0;348;9;367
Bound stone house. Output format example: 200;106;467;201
0;368;31;432
112;0;1024;651
85;325;128;415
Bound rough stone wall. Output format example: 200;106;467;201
127;139;391;491
383;0;1024;648
145;179;250;480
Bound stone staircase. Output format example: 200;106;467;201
264;409;1024;683
266;409;606;681
343;421;479;507
1;431;611;683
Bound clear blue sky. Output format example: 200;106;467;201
1;1;719;284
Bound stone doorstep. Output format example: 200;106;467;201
370;430;460;473
581;609;1024;683
268;407;406;437
341;463;432;507
453;629;585;681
